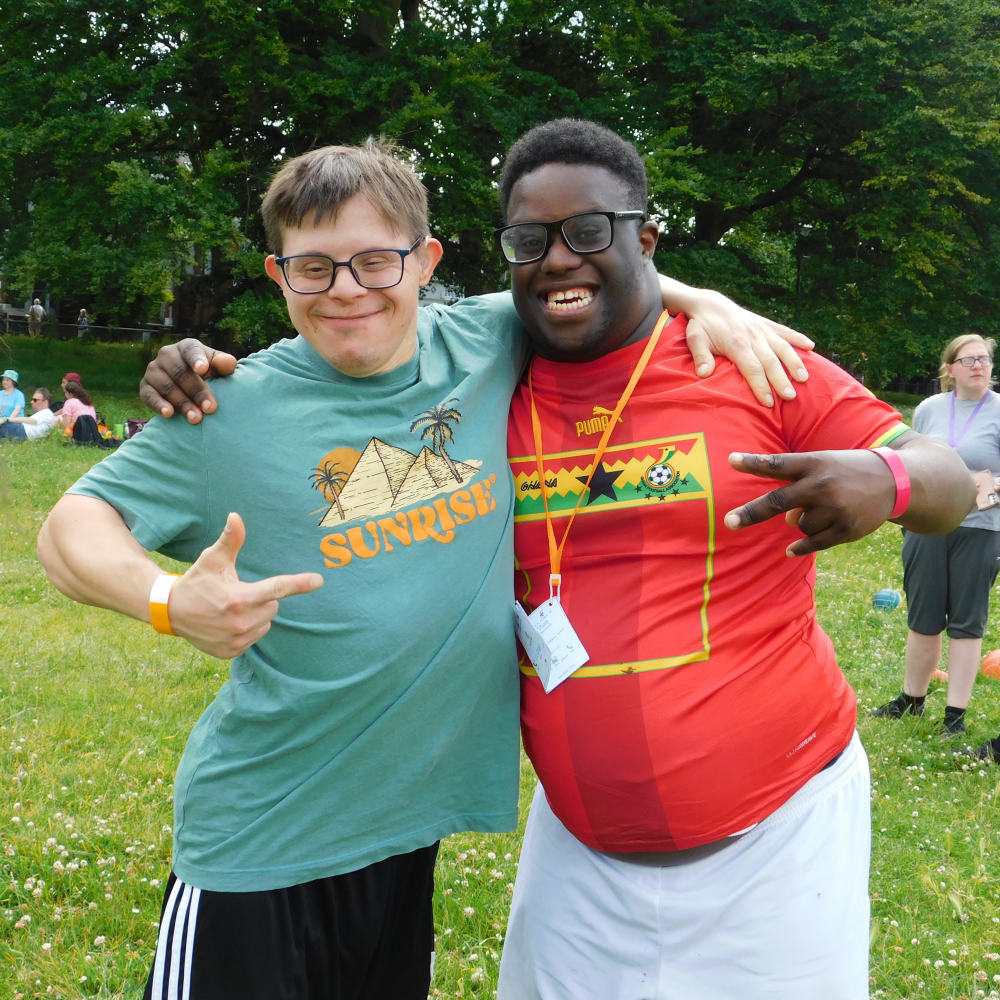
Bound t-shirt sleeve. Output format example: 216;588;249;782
443;291;530;373
66;416;211;563
779;351;911;453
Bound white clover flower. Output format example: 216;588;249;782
94;936;106;946
487;852;496;860
936;960;945;968
470;969;484;984
41;942;52;952
463;907;475;917
150;879;161;888
11;817;20;824
88;902;97;910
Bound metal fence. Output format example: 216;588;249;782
0;315;186;343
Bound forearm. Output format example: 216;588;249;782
37;494;161;621
8;415;36;425
658;273;723;315
891;435;975;534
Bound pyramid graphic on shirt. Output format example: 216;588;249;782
320;437;482;526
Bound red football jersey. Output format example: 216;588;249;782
508;314;907;852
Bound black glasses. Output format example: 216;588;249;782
275;237;426;293
495;211;646;264
955;355;993;368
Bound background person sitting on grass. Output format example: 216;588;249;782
59;380;96;431
0;369;25;418
0;387;56;443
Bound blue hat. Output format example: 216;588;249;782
2;369;18;383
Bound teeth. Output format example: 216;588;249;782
546;288;595;311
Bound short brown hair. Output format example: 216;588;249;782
939;333;997;392
34;387;52;403
261;138;429;254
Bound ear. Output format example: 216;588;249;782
639;220;660;260
416;237;445;287
264;255;285;288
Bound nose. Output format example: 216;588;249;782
327;263;366;299
539;231;583;273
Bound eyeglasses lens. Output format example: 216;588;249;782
350;251;406;289
562;214;613;253
501;225;548;263
958;356;992;367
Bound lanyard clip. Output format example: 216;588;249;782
549;574;562;603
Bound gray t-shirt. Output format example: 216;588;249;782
913;390;1000;530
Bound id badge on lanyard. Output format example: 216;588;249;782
514;309;673;693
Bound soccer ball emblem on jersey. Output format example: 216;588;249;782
644;461;676;490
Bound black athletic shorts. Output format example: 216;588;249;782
902;526;1000;639
143;842;439;1000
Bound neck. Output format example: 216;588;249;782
955;384;990;401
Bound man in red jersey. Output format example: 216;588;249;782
495;120;972;1000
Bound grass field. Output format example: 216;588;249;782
2;338;1000;998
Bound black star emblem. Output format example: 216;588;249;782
577;463;622;505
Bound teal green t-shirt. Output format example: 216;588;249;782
69;294;527;892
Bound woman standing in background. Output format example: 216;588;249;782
875;334;1000;738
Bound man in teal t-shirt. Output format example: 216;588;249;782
40;136;810;1000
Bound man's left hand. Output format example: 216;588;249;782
723;450;898;557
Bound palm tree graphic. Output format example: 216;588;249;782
410;398;463;482
311;461;350;521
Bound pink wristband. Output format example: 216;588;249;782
873;447;911;519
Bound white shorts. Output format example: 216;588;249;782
498;731;871;1000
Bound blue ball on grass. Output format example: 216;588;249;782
872;588;901;611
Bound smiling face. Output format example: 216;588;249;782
264;194;443;377
506;163;661;362
1;378;12;392
947;338;993;400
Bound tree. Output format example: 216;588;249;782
2;1;999;385
411;398;462;481
312;459;350;521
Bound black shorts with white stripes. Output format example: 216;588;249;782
143;842;439;1000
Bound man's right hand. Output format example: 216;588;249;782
169;513;324;658
140;339;238;424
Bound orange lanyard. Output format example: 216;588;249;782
528;308;672;600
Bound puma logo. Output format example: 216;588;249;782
576;406;624;437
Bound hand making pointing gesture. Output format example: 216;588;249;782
168;513;323;659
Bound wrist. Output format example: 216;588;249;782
149;573;182;634
873;447;911;519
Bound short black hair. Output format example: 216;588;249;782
499;119;648;221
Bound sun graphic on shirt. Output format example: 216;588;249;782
312;447;362;501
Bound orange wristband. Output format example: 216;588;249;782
149;573;182;635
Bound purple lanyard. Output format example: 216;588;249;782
949;391;991;448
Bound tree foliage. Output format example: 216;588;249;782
1;1;998;382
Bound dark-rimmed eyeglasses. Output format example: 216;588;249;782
275;236;426;293
954;355;993;368
494;211;646;264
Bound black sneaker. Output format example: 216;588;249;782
965;738;1000;763
872;694;925;718
939;715;967;739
